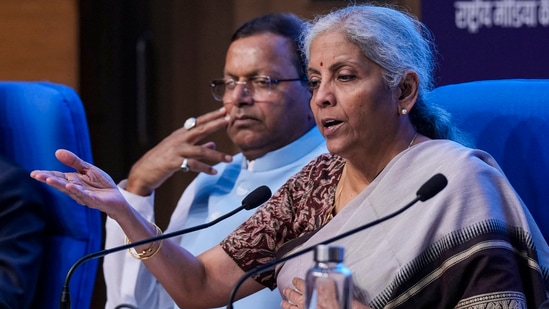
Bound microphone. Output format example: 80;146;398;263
59;185;272;309
416;173;447;201
226;173;447;308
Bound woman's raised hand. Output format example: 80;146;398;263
30;149;129;219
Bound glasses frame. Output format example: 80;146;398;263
209;75;306;102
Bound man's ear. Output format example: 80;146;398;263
397;70;419;113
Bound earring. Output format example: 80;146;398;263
400;108;408;115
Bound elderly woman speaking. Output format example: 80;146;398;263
31;4;548;309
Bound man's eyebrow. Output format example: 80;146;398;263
222;72;273;79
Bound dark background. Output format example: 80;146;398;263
422;0;549;86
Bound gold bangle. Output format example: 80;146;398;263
129;238;163;260
125;222;163;260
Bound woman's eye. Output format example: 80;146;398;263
307;80;320;91
338;74;355;82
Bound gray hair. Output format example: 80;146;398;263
302;4;435;93
301;4;468;143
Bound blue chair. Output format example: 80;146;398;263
0;81;102;308
426;79;549;243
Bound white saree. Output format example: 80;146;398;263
275;140;549;308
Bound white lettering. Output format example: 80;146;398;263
455;0;493;32
540;0;549;25
519;1;539;27
453;0;549;32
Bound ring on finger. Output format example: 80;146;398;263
183;117;197;130
180;158;190;172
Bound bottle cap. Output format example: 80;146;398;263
314;245;344;262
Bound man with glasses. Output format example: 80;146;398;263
103;13;326;309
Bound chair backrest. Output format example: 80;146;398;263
426;79;549;243
0;81;102;308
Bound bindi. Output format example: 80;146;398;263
320;62;323;66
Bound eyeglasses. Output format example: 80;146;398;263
209;75;306;102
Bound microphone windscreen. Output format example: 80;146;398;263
242;185;272;210
416;173;447;201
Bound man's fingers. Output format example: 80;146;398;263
179;109;229;144
184;146;232;169
201;141;217;150
195;107;227;124
183;158;217;175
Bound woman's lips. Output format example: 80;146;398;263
321;118;343;136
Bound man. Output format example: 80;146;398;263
103;13;327;309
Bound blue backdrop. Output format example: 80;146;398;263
421;0;549;86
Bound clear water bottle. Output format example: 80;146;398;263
305;245;353;309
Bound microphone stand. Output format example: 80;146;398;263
226;195;421;308
60;185;271;309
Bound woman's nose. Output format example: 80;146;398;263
311;83;334;107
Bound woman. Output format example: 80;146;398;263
271;5;549;308
31;4;549;309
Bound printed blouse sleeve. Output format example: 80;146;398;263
219;154;344;289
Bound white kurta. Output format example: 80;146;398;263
103;127;327;309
